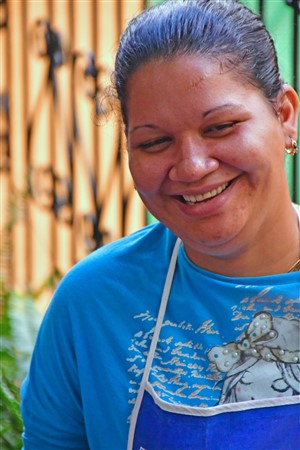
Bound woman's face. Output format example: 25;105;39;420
126;55;292;264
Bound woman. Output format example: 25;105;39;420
21;1;299;449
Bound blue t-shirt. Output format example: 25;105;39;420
21;222;300;449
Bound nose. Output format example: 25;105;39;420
168;138;219;182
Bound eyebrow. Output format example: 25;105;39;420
203;103;245;118
129;103;246;134
129;124;158;135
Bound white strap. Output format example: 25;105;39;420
127;237;182;450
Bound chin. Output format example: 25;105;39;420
179;221;248;254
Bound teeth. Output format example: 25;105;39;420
182;182;229;204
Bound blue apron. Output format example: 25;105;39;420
127;239;300;450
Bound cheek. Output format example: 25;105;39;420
129;155;168;193
226;134;262;166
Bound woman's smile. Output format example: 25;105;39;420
181;181;230;205
167;175;239;221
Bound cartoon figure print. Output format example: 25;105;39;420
208;312;300;404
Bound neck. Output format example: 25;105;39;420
185;203;300;277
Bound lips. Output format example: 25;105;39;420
182;182;229;204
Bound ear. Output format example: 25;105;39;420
276;85;299;148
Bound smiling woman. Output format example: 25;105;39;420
126;55;297;274
20;1;300;449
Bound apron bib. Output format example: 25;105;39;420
127;238;300;450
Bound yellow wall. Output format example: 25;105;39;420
1;0;145;300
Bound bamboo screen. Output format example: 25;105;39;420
1;0;146;298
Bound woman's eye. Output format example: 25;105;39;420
138;137;172;151
204;121;238;135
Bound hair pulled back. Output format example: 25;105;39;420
114;0;283;124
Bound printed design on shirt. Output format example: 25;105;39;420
127;286;299;409
127;311;220;407
208;312;300;404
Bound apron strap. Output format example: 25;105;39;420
127;237;182;450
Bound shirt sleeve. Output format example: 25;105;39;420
20;281;90;449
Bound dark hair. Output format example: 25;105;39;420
113;0;283;124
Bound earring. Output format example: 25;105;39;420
285;138;298;155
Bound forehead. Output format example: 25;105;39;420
127;54;223;93
125;54;264;125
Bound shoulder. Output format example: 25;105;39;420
67;221;176;278
49;222;177;310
